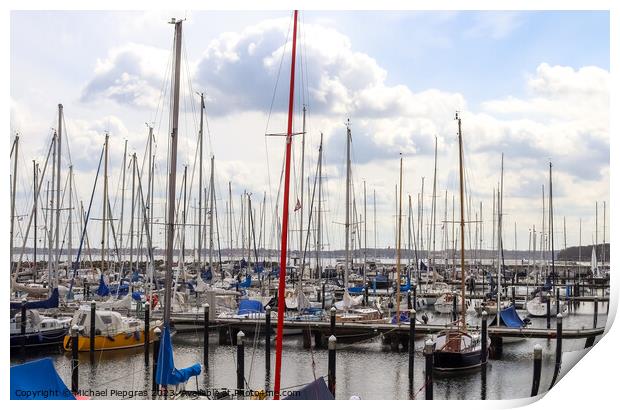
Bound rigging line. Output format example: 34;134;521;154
263;13;293;242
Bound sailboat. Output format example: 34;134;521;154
526;162;567;317
432;112;486;371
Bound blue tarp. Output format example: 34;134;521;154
96;274;109;297
238;299;264;315
131;291;142;302
390;311;410;324
10;358;75;400
131;270;140;282
201;268;212;281
238;275;252;288
499;305;525;328
155;325;201;386
10;288;59;310
348;286;365;294
283;377;334;400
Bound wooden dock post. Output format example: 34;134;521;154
451;290;458;323
71;325;79;394
144;301;150;366
593;297;599;328
481;311;488;364
237;331;245;399
424;339;434;400
408;309;416;384
203;303;209;368
90;300;96;361
550;313;563;389
265;306;271;374
152;327;161;397
556;288;560;316
407;290;412;310
20;298;26;360
531;344;542;396
322;283;326;310
546;292;551;330
328;335;337;398
302;328;312;348
413;285;417;309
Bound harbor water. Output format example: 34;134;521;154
10;300;608;400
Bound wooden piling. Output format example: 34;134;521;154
265;305;271;374
531;344;542;397
203;303;209;368
89;300;96;361
481;311;488;364
424;339;434;400
328;335;337;398
236;331;245;399
152;327;161;396
20;299;26;360
71;325;79;394
144;301;150;366
330;306;336;336
408;309;416;384
549;313;563;389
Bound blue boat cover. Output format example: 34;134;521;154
10;358;75;400
131;291;142;302
96;274;109;296
238;275;252;288
238;299;264;315
348;286;365;294
10;288;59;310
201;267;212;281
283;377;334;400
391;311;410;324
131;270;140;282
500;305;525;328
155;325;201;386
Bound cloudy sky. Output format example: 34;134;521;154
10;10;609;258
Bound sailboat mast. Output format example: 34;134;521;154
456;113;466;328
198;93;204;267
163;18;183;326
299;105;306;262
55;104;62;282
497;154;504;324
396;156;403;323
34;161;38;273
431;137;438;274
363;179;367;283
130;154;136;272
316;134;323;278
549;162;555;286
209;156;215;268
68;165;73;273
102;133;109;274
274;10;298;400
344;120;352;288
120;140;127;264
10;134;19;272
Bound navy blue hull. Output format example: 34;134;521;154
433;349;487;371
10;328;69;349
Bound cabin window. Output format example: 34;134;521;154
78;314;87;326
100;315;113;325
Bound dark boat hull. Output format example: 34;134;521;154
433;349;487;371
10;328;69;349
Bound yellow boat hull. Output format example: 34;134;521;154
63;328;158;352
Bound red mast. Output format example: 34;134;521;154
273;9;298;400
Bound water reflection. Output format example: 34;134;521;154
10;301;607;400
